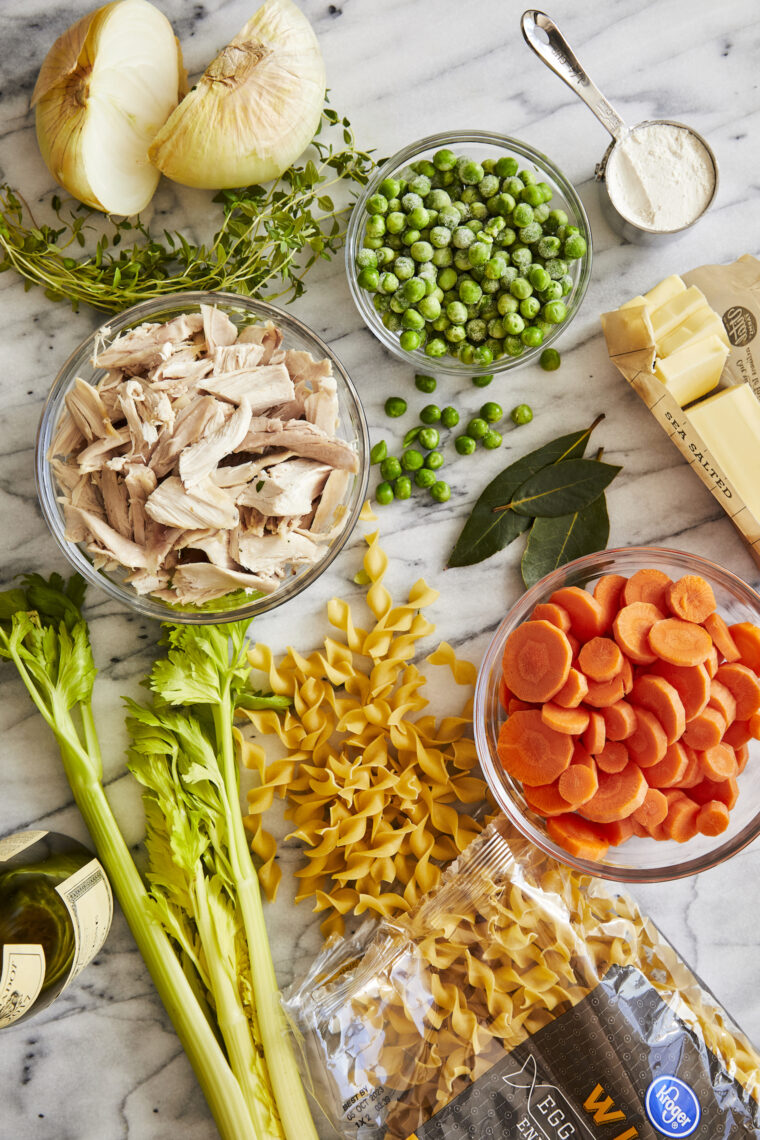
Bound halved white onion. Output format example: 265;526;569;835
32;0;184;215
148;0;326;189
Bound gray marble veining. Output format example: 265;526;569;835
1;0;760;1137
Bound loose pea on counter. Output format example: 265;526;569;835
355;149;587;366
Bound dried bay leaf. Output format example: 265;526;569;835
521;495;610;588
506;457;621;517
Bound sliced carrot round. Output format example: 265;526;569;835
624;568;672;610
584;675;626;708
704;645;719;678
578;637;623;683
691;776;739;810
632;787;668;830
698;743;738;782
626;708;667;768
644;741;689;788
613;602;664;665
708;679;737;725
558;755;599;806
681;706;726;751
620;655;633;695
541;701;590;736
663;796;700;843
696;800;730;836
553;667;589;709
703;613;740;663
596;740;629;773
502;619;572;703
679;745;703;789
648;618;712;667
728;621;760;671
593;573;627;633
650;661;710;721
714;663;760;720
547;814;609;861
508;697;533;714
750;713;760;740
630;674;686;745
531;602;571;632
723;719;752;748
601;699;637;741
602;817;635;846
549;586;605;642
498;676;512;711
578;763;648;823
523;780;575;817
736;742;750;773
497;709;573;786
582;710;606;755
666;575;716;624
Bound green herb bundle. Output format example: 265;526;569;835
447;415;621;586
0;575;314;1140
0;108;374;314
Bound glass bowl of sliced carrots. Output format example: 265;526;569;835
474;546;760;882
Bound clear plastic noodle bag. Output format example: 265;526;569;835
285;819;760;1140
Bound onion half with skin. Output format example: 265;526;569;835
32;0;185;216
149;0;326;190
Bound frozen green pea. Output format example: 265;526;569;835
415;467;436;489
495;155;519;178
521;326;543;348
505;335;524;357
430;480;451;503
375;481;394;505
470;201;488;220
528;265;551;292
357;267;379;291
456;434;476;455
432;314;451;332
480;401;503;422
471;371;493;387
409;174;431;197
380;456;402;481
533;203;551;224
482;277;501;295
401;192;423;212
484;216;506;237
459;279;482;305
366;215;386;239
373;293;390;313
385;396;407;417
430;226;452;248
469;265;485;283
385;235;402;250
564;233;587;260
401;447;424;471
426;188;452;210
512;202;534;228
432;247;454;268
420;404;441;424
520;183;543;207
437;205;461;230
543;300;568;324
534;318;553;339
394;256;414;280
510;403;533;425
560;274;573;296
399;329;421;351
504;312;525;336
447;300;468;325
478;174;500;198
504;176;523;197
468;241;490;267
383;311;402;332
419;426;440;449
366;193;389;215
401;308;425;331
433;148;458;171
356;248;378;270
402;277;426;303
497;227;517;248
376;246;395;266
483;429;502;449
541;280;563;302
454;249;472;271
487;317;506;339
485;337;503;358
519;296;541;319
497;292;519;316
370;439;388;464
425;338;447;358
445;324;466;344
484;256;507;280
441;406;459;428
389;294;407;314
540;348;561;371
466;318;487;343
419;295;441;320
379;178;401;200
394;474;412;500
510;247;532;270
411;241;433;262
467;416;488;440
437;267;456;291
452;226;475;249
458;159;484;184
407;205;430;229
510;277;533;300
519;222;543;245
401;228;421;247
425;449;445;470
459;343;476;365
518;169;537;185
545;258;568;279
415;373;436;393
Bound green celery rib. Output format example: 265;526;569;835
212;694;319;1140
10;655;257;1140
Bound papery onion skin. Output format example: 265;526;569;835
32;0;185;216
148;0;326;190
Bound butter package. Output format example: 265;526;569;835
285;820;760;1140
601;255;760;566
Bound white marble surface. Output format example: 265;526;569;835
1;0;760;1137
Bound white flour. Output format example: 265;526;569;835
606;122;715;232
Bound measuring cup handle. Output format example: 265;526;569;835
521;11;628;141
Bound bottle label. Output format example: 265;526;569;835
0;831;49;861
56;858;113;984
0;945;46;1029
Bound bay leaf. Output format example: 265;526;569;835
521;494;610;588
506;457;621;517
447;416;604;568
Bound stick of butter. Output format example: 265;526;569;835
650;286;709;342
643;274;686;310
654;334;729;405
687;385;760;517
658;305;731;356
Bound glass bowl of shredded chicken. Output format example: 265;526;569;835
36;292;369;623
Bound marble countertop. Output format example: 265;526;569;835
2;0;760;1137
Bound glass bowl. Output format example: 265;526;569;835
474;546;760;882
36;292;369;624
345;129;592;380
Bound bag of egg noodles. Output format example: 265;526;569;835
285;818;760;1140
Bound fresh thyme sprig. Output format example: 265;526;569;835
0;108;375;313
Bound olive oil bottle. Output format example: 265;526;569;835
0;830;112;1028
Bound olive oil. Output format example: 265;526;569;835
0;831;112;1028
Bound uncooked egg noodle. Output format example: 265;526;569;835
285;818;760;1140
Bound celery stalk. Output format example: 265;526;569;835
0;577;256;1139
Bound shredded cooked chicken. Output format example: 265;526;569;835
50;307;359;606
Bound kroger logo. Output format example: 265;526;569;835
645;1075;701;1137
